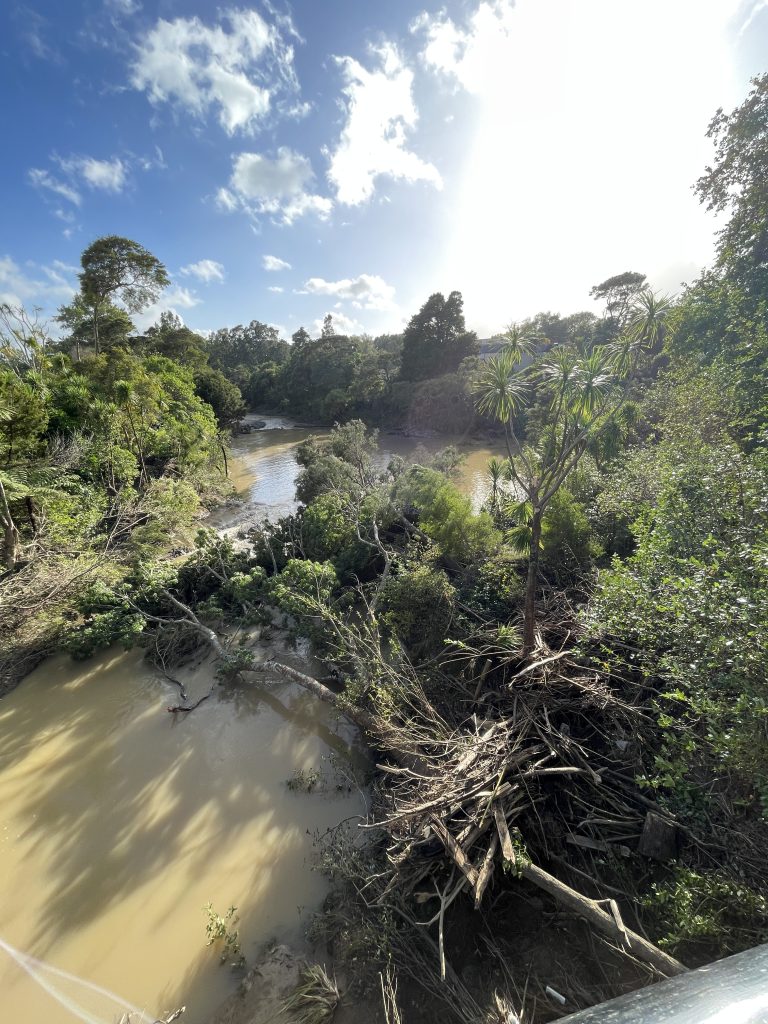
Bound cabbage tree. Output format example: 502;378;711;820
473;294;668;653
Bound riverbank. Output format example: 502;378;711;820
0;423;372;1024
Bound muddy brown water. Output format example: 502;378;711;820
218;413;505;525
0;416;503;1024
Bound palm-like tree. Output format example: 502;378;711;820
473;348;529;421
627;289;672;348
500;322;539;363
473;333;646;654
610;289;672;376
486;456;507;512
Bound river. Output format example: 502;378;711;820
0;416;502;1024
220;413;504;524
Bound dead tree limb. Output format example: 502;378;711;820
517;860;685;977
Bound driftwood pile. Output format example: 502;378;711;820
328;634;688;982
144;585;687;1010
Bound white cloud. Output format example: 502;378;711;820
739;0;768;34
215;187;239;212
327;43;442;205
0;255;77;309
219;148;332;225
58;155;128;193
280;192;333;223
15;8;63;64
131;8;301;135
138;146;166;172
30;154;129;214
107;0;140;15
28;169;81;206
263;254;291;271
233;149;311;199
164;286;200;309
411;3;518;94
180;259;225;283
268;285;284;293
312;311;363;336
303;273;395;310
132;285;202;332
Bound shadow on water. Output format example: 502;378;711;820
0;645;366;1022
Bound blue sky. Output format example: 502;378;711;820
1;0;767;340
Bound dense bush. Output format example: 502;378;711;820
380;562;457;658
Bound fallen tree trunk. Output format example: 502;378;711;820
266;658;378;734
518;860;686;977
155;590;378;732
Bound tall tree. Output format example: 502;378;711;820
399;291;479;381
695;73;768;298
79;236;169;353
56;294;133;359
208;321;288;371
292;326;311;349
590;272;647;333
321;314;335;339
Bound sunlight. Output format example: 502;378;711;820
442;0;745;332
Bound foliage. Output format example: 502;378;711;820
541;486;601;573
0;370;48;464
266;559;339;640
399;291;479;382
695;73;768;296
459;554;524;620
588;439;768;806
193;366;247;427
280;964;340;1024
203;903;246;968
56;295;133;356
295;420;379;504
78;236;169;353
64;607;146;659
380;561;457;658
589;271;647;331
644;868;768;958
298;492;372;580
397;466;501;563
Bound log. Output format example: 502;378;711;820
474;833;499;908
433;818;686;977
518;860;686;977
429;816;478;887
266;659;378;734
493;804;515;863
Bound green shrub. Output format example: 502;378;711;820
541;487;602;573
380;562;456;657
644;867;768;958
461;554;524;620
397;466;501;563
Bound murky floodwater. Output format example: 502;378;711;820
0;587;364;1016
224;413;505;522
0;414;502;1024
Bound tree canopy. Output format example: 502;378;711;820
399;291;479;381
